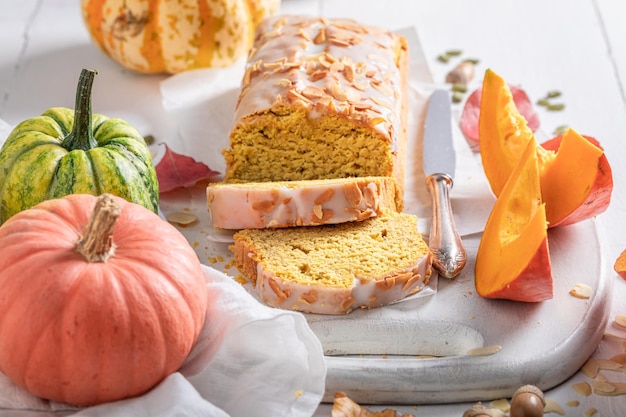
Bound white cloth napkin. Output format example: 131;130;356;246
0;266;327;417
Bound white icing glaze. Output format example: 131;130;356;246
207;177;397;229
253;251;433;315
232;15;405;150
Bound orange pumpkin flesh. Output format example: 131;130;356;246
0;194;207;406
540;132;613;227
478;68;612;227
475;140;553;302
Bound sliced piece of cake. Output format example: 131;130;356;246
207;176;399;229
230;211;432;314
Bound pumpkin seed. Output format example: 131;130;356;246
437;54;450;63
553;125;569;135
451;83;467;93
547;90;562;98
452;91;464;103
446;49;463;56
547;103;565;111
143;134;155;145
536;98;551;106
463;58;480;65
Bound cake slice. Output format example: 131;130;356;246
230;211;432;314
207;176;399;229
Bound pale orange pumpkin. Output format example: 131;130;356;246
0;194;208;406
81;0;281;74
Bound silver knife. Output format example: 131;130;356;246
423;89;466;279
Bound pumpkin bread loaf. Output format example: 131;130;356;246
222;14;409;210
207;176;399;229
231;211;432;315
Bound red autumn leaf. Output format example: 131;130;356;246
459;84;540;150
155;144;221;193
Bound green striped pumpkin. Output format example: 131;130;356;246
0;69;158;223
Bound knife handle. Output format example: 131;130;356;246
426;173;466;279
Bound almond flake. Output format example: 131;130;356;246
615;314;626;329
584;408;598;417
490;398;510;412
572;381;592;396
544;398;565;415
569;283;592;299
166;211;198;227
467;345;502;356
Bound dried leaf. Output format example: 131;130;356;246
155;144;221;193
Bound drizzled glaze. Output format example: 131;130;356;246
232;15;406;148
207;177;398;229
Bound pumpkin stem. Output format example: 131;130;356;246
76;194;121;262
62;68;99;151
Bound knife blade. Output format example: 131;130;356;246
423;89;466;279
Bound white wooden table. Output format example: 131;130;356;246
1;0;625;415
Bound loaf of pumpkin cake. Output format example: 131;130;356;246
231;211;432;315
222;15;409;210
207;176;399;229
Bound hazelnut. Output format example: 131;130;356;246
510;385;546;417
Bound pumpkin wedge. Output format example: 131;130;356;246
475;139;553;302
478;68;613;227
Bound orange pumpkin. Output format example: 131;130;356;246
475;140;553;302
0;194;207;406
478;68;613;227
81;0;281;74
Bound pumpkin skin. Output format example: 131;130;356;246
475;140;553;302
81;0;281;74
0;194;208;406
0;69;158;223
478;68;613;227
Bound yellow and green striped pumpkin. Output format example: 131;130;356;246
0;69;158;224
81;0;281;74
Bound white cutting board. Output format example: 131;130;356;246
159;178;611;405
156;27;611;404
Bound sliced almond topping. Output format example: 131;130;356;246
251;199;276;213
313;27;326;44
490;398;510;412
467;345;502;356
581;359;600;378
339;296;355;313
584;408;598;417
569;283;592;299
267;278;290;303
309;70;327;82
301;85;325;99
287;89;313;104
300;289;318;304
544;398;565;415
615;314;626;329
343;182;363;207
591;380;616;394
375;276;395;291
572;381;592;396
328;82;348;102
312;204;324;220
166;211;198;227
296;27;311;42
314;187;335;204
